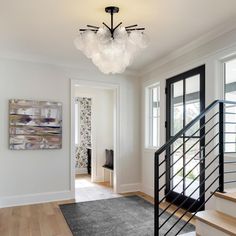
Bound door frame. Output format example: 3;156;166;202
70;79;120;196
165;65;206;211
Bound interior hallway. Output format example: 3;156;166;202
75;174;121;202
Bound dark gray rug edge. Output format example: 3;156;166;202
59;196;126;208
59;195;195;236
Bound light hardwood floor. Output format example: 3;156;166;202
0;175;195;236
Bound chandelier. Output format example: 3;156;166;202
74;6;149;74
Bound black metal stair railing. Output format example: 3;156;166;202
154;100;236;236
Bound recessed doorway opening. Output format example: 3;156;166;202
71;80;120;202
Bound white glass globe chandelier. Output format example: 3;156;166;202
74;6;149;74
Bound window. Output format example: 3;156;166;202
146;84;160;148
224;57;236;152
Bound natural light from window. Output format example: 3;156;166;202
224;58;236;153
146;84;160;148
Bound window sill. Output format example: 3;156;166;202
144;147;158;152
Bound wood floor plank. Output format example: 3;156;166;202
0;175;195;235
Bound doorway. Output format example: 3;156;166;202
165;65;205;211
71;80;119;201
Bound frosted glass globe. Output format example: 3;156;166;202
74;28;148;74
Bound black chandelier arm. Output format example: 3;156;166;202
79;29;98;32
79;6;145;37
125;24;138;29
87;25;99;29
113;22;123;31
126;28;145;31
102;22;111;31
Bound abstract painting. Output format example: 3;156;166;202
9;99;62;150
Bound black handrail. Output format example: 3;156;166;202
154;99;236;236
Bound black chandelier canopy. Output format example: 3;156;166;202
79;6;145;38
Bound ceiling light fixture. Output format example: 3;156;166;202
74;6;149;74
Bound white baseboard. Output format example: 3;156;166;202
93;176;105;182
0;190;74;208
119;183;141;193
141;185;154;197
76;168;88;175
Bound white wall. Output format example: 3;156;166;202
0;57;141;207
75;87;114;182
140;27;236;202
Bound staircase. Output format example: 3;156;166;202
195;189;236;236
155;100;236;235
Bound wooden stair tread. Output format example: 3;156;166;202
195;210;236;235
214;191;236;203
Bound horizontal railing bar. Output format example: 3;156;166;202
159;162;219;223
175;188;219;236
158;121;219;180
224;112;236;115
156;100;236;156
158;130;219;190
224;161;236;164
163;177;220;235
158;136;219;194
159;140;219;202
156;100;221;156
169;113;218;155
158;113;219;167
171;135;201;138
159;154;220;218
224;180;236;184
155;100;236;235
224;170;236;174
159;143;219;203
222;100;236;105
225;104;236;108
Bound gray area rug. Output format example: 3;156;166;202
60;196;195;236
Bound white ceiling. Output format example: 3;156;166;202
1;0;236;73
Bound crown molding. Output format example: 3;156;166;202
0;51;137;78
2;18;236;79
139;18;236;77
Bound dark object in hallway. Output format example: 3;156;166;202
87;148;91;174
103;149;113;170
59;196;195;236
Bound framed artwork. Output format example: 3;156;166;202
9;99;62;150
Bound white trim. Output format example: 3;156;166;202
119;183;141;193
0;191;73;208
140;19;236;76
1;19;236;79
93;176;106;183
145;83;161;149
0;52;137;77
141;186;154;197
70;79;120;195
75;168;88;175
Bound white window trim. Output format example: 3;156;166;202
222;55;236;154
145;83;160;150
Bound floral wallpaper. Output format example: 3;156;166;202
75;97;92;169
